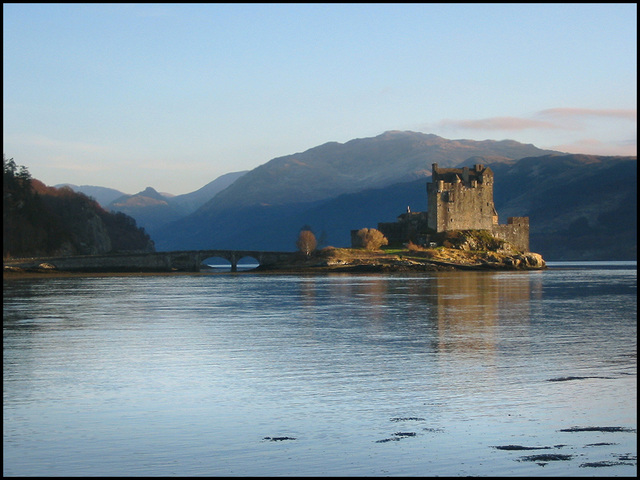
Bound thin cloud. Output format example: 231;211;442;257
438;116;556;131
536;108;637;121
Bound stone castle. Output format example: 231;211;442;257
372;163;530;252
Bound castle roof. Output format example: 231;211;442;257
431;163;492;185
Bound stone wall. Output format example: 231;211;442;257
491;217;529;252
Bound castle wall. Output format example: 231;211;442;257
376;222;406;245
428;181;496;231
377;212;427;246
491;217;529;252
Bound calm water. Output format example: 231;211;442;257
3;262;637;476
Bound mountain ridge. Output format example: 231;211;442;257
206;131;558;209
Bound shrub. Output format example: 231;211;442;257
354;228;389;250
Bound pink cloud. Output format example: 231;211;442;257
550;138;637;156
435;108;636;135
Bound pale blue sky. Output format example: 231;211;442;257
3;3;637;194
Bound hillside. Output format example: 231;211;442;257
490;154;637;260
22;131;635;262
168;170;248;213
101;171;248;238
3;158;154;257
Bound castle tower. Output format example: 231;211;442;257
426;163;498;232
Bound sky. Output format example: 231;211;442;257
3;3;637;195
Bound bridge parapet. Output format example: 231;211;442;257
4;250;297;272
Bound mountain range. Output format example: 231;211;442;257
60;170;248;240
65;131;637;261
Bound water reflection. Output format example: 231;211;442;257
296;271;540;357
430;272;536;354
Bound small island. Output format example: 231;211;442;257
259;230;546;273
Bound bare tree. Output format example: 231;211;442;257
296;229;317;256
354;228;388;250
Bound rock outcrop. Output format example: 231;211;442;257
259;246;546;272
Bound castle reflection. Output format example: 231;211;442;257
296;271;541;357
428;271;535;354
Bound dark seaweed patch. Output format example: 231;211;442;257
493;445;551;451
615;454;636;461
263;436;296;441
375;431;417;443
547;376;612;382
579;461;635;468
390;417;425;422
518;454;573;462
375;437;401;443
584;442;619;447
559;426;636;433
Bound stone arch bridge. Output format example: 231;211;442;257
4;250;297;273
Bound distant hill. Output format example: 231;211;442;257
56;184;127;207
105;171;248;238
107;187;186;239
169;170;248;214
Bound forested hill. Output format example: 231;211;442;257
3;157;155;258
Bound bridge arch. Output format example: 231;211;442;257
200;255;233;271
199;253;261;272
234;255;260;271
